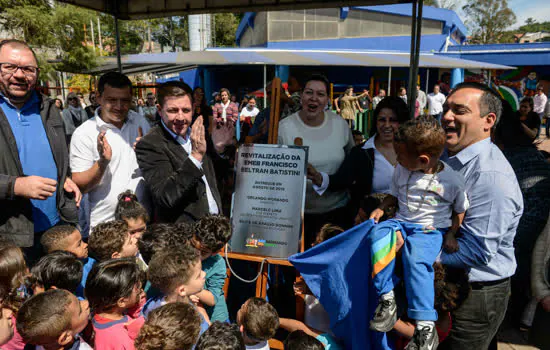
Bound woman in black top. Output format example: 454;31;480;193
517;96;540;141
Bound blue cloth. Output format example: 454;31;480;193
0;92;59;232
368;220;443;322
202;254;229;322
441;138;523;282
76;257;96;299
248;107;269;143
289;220;392;350
316;333;344;350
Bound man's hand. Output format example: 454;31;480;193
191;116;207;162
443;232;460;253
97;131;112;165
211;119;235;153
133;127;143;150
64;177;82;208
540;295;550;313
306;164;323;186
369;208;384;223
14;176;57;200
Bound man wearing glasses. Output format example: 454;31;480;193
70;72;151;230
0;39;81;262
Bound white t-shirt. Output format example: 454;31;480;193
391;162;469;228
70;110;151;228
278;111;354;214
428;92;446;115
240;106;260;118
363;136;395;194
246;341;270;350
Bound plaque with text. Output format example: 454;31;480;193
230;144;308;258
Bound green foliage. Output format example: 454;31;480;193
423;0;457;11
150;17;189;52
65;74;94;93
462;0;516;44
518;20;550;33
213;13;238;47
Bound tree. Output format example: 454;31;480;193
424;0;458;11
150;17;189;52
462;0;516;44
525;18;537;26
213;13;239;47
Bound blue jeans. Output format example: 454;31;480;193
368;219;443;321
431;113;442;123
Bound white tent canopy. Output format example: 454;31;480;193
87;48;514;75
56;0;411;19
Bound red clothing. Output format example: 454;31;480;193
92;315;145;350
213;102;239;125
2;316;25;350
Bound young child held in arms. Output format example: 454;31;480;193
115;191;149;240
368;117;469;350
28;251;83;296
134;302;201;350
143;246;209;334
85;258;145;350
195;322;245;350
88;221;139;262
236;297;279;350
192;215;232;322
40;225;90;299
16;289;91;350
0;240;30;350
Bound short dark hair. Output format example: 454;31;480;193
394;116;446;158
147;246;200;296
195;321;245;350
315;224;344;245
370;96;410;137
302;74;330;95
88;220;129;262
28;251;83;293
157;81;193;107
284;331;324;350
448;82;502;126
219;88;231;97
41;225;79;254
194;215;232;253
352;130;364;137
520;96;534;110
85;258;143;313
135;302;201;350
0;39;39;66
98;72;132;95
115;190;149;223
138;223;193;264
240;298;279;341
494;98;535;148
16;289;73;346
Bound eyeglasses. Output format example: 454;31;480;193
0;63;39;77
68;97;78;101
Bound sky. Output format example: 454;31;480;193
508;0;550;28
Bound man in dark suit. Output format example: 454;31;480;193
135;81;232;223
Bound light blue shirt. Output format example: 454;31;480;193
441;138;523;282
0;92;60;232
160;120;219;214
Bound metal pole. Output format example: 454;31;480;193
388;67;392;96
61;72;66;101
97;17;103;51
426;68;430;94
487;70;491;87
407;0;418;115
411;0;423;117
263;65;267;108
90;20;96;53
114;16;122;73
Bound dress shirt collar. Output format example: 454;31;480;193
447;137;491;167
161;118;191;143
363;134;376;150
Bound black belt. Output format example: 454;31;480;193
470;277;509;290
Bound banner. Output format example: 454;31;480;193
230;144;308;258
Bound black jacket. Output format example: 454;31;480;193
328;143;375;213
0;95;78;246
135;125;223;223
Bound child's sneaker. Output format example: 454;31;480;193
405;325;439;350
369;297;397;332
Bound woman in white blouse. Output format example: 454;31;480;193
308;96;410;224
278;74;355;247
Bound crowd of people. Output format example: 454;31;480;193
0;36;550;350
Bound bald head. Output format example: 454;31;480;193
0;39;39;108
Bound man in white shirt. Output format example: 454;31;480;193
533;85;547;120
427;84;446;122
373;89;386;110
416;84;427;116
70;72;151;229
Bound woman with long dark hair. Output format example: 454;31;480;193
192;87;213;132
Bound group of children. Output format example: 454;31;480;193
0;191;330;350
